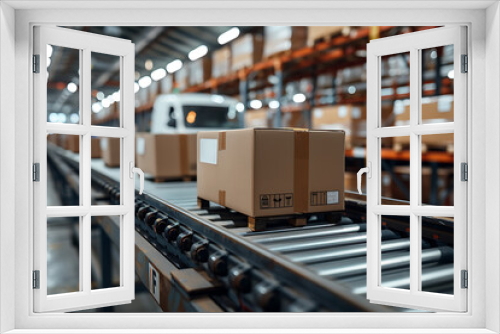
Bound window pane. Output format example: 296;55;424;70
421;134;454;206
47;134;80;206
380;215;410;290
91;216;121;290
91;52;121;127
420;45;454;125
47;217;80;295
380;52;410;128
92;136;121;205
47;45;80;124
381;137;410;203
420;216;454;295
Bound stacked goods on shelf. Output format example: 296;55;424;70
64;134;79;153
390;166;454;205
48;133;64;148
101;137;121;167
91;138;101;158
393;96;454;151
212;46;231;78
189;58;212;86
174;66;190;91
160;75;174;94
136;133;197;181
148;80;160;103
197;128;345;230
231;33;263;72
262;26;307;58
282;111;307;128
307;26;345;46
245;109;271;128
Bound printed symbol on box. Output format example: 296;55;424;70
273;194;282;208
327;191;339;205
320;192;326;206
311;193;318;206
260;195;270;209
149;263;160;304
284;194;293;207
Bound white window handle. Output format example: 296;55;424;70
357;162;371;195
129;162;144;195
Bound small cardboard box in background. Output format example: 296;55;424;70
197;128;344;218
307;26;344;45
189;58;212;86
263;26;307;58
91;137;101;158
101;137;121;167
212;46;231;78
136;133;196;180
64;134;80;153
174;67;190;91
231;33;263;71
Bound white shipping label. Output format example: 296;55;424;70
200;138;218;164
327;191;339;205
136;137;146;156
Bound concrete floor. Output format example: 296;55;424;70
47;164;162;312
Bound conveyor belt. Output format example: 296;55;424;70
48;145;455;312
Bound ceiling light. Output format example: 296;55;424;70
166;59;183;73
188;45;208;61
134;82;140;93
112;91;120;102
138;76;152;89
96;91;104;101
218;27;240;45
447;70;454;79
107;95;115;103
236;102;245;112
348;86;357;94
292;93;306;103
70;113;79;124
46;57;51;67
47;45;53;58
250;100;262;109
57;113;67;123
151;68;167;81
67;82;78;93
145;59;153;71
92;103;103;113
102;99;111;108
269;100;280;109
48;113;58;122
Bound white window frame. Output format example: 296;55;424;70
0;2;498;333
33;26;136;313
365;26;467;312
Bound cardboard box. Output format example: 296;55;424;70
189;58;212;86
231;34;263;71
175;67;190;91
307;26;344;46
136;133;197;179
245;109;271;128
91;137;101;158
101;137;121;167
263;26;307;58
197;128;345;218
212;46;231;78
394;97;454;149
64;135;80;153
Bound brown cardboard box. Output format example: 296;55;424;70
307;26;344;46
212;46;231;78
175;67;190;91
394;97;454;149
245;109;270;128
231;33;263;71
197;128;344;218
101;137;121;167
64;135;80;153
136;133;196;179
189;58;212;86
91;138;101;158
263;26;307;58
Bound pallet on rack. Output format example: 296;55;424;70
197;197;342;232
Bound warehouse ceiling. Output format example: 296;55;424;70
47;26;257;119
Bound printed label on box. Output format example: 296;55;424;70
311;190;339;206
136;137;145;156
200;138;218;164
260;193;293;209
327;191;339;205
148;263;160;304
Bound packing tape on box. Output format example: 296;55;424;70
218;132;226;151
218;190;226;206
179;135;188;176
293;131;309;213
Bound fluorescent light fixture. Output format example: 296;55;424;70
57;113;67;123
112;91;120;102
145;59;153;71
250;100;262;109
348;86;356;94
92;102;103;113
107;95;115;103
218;27;240;45
227;109;237;120
48;113;58;122
211;95;225;104
447;70;454;79
138;76;152;89
269;100;280;109
292;93;306;103
188;45;208;61
67;82;78;93
47;45;53;58
134;82;140;93
235;102;245;112
151;68;167;81
96;91;105;101
70;113;79;124
166;59;183;73
102;98;111;108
